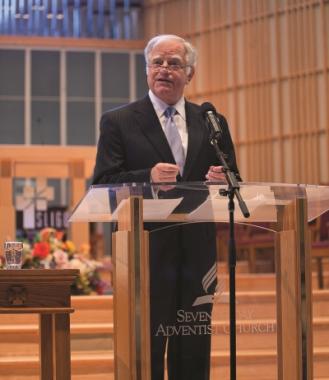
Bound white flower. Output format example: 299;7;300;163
67;257;90;274
53;249;69;269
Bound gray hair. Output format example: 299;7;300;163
144;34;197;73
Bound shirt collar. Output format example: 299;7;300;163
149;90;186;121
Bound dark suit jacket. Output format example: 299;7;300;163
92;95;240;187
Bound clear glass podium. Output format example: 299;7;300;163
70;181;329;380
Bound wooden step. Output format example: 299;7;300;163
1;315;329;358
0;351;114;379
211;348;329;379
218;260;251;273
71;295;113;324
211;316;329;351
213;289;329;320
219;260;329;290
0;289;328;326
1;348;328;380
0;323;113;356
0;289;328;379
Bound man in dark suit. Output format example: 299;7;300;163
93;34;241;380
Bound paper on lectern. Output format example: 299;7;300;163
187;185;291;223
112;197;184;221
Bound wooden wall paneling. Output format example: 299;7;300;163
142;0;329;185
250;85;257;180
165;0;175;33
264;85;272;181
232;11;243;151
290;135;297;185
188;0;199;39
232;23;242;148
308;6;317;183
244;86;250;181
261;18;268;181
228;21;238;148
283;136;290;181
198;34;211;97
145;3;158;37
307;6;319;183
185;0;195;37
181;0;189;34
238;7;247;178
166;1;179;34
257;21;264;180
322;0;329;184
185;0;197;99
143;1;156;37
192;34;203;99
252;15;261;181
243;0;250;19
309;74;320;184
208;0;219;29
311;2;322;183
0;160;15;242
281;79;290;181
288;11;300;182
223;27;231;97
288;9;296;183
267;80;275;180
200;0;210;34
312;133;319;184
227;3;242;171
271;81;281;182
281;9;291;181
70;161;89;250
158;0;166;35
298;65;306;182
261;14;270;181
237;88;246;144
208;29;218;97
240;9;250;180
301;6;310;183
258;81;265;181
274;2;285;182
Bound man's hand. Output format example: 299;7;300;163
151;163;179;183
205;165;226;182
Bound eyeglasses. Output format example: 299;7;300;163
148;59;189;72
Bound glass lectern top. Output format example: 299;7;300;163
69;182;329;228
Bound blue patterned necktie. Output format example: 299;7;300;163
163;106;185;175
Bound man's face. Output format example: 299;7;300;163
146;39;194;105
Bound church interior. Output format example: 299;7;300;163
0;0;329;379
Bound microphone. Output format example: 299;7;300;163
201;102;222;137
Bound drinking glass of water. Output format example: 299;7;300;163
3;241;23;269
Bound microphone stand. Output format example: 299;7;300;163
208;133;250;380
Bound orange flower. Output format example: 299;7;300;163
55;230;64;241
32;242;50;259
63;240;76;253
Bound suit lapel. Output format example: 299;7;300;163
183;101;205;180
131;96;206;179
133;96;176;164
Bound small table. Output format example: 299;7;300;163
0;269;79;380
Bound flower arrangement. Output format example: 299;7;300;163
12;228;108;295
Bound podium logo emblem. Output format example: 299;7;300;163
192;262;218;306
